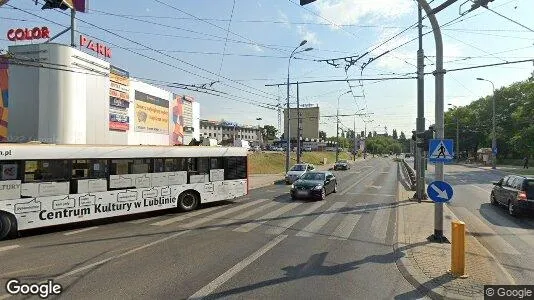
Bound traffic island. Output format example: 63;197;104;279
395;182;515;299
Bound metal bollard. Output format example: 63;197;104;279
450;220;468;278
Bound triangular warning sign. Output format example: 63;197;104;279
430;141;452;159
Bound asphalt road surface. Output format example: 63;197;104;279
0;158;424;300
426;163;534;286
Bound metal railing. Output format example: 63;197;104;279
400;158;417;191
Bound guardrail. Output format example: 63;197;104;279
400;158;416;191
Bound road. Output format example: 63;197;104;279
426;163;534;286
0;158;424;299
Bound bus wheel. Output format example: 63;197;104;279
178;191;199;212
0;212;16;240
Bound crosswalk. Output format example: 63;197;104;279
126;199;396;243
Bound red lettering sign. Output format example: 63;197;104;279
79;34;112;58
7;27;50;41
109;121;129;131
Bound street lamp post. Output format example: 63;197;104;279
477;77;496;169
336;91;351;162
448;104;460;162
285;40;312;173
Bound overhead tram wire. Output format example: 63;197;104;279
217;0;237;77
19;3;281;105
482;5;534;33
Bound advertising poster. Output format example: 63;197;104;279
171;94;184;145
109;65;130;132
134;91;169;134
0;55;8;141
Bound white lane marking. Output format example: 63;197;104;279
233;202;301;233
151;206;223;226
188;235;287;300
340;170;376;195
1;264;54;277
368;185;382;189
330;211;362;240
63;227;98;236
128;216;161;224
370;207;390;242
455;207;520;255
471;184;491;194
346;193;395;197
209;201;278;230
296;202;347;237
55;230;191;281
266;201;327;235
0;245;20;252
181;199;271;229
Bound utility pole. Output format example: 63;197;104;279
353;116;357;161
416;1;426;202
456;117;460;161
297;82;302;163
419;0;449;242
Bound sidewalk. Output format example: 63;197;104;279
459;162;534;176
396;183;515;299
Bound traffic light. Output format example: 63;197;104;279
42;0;74;10
415;128;434;151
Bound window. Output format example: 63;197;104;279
163;158;188;172
224;156;247;180
131;159;151;174
154;159;165;173
71;159;108;179
0;161;21;181
110;159;131;175
24;160;69;182
210;157;223;169
503;176;511;187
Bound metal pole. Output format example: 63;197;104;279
297;82;301;163
416;2;426;202
419;0;446;241
456;117;460;162
70;9;76;47
353;116;356;160
336;108;340;162
491;82;496;169
286;57;291;173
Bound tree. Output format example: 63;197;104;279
392;129;398;140
319;131;327;140
263;125;277;140
367;131;372;138
399;131;406;140
372;131;377;137
346;129;355;139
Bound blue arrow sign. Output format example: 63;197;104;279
427;181;454;203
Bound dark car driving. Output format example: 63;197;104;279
491;175;534;216
333;160;350;170
290;171;337;201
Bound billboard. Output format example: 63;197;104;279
109;65;129;131
284;107;320;140
134;91;169;134
0;55;8;141
171;94;184;145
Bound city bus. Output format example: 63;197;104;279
0;144;249;240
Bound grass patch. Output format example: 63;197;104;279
249;151;353;174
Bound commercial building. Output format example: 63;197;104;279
199;120;262;145
3;42;199;145
283;106;319;140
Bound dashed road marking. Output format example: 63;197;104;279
64;227;98;236
209;201;278;230
151;206;223;226
330;211;362;240
0;245;20;253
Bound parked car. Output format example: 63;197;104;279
285;163;315;184
491;175;534;216
290;171;337;201
303;146;313;152
333;160;350;170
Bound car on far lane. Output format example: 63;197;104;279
290;171;337;201
285;163;315;184
333;160;350;170
491;175;534;216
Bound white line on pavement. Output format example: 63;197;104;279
128;216;161;224
265;201;326;236
233;202;301;233
330;212;362;240
339;170;376;196
64;227;98;236
208;201;278;230
150;206;223;226
182;199;271;229
188;235;287;300
370;208;390;242
296;202;347;237
0;245;20;252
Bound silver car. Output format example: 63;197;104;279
285;163;315;184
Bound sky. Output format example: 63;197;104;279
1;0;533;138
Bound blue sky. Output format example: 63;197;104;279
1;0;533;137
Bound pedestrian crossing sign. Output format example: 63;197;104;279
428;139;454;163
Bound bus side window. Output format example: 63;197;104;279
24;160;69;183
223;157;247;180
130;159;152;174
164;158;187;172
154;158;165;173
0;161;22;181
110;159;131;175
210;157;223;170
89;160;108;179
